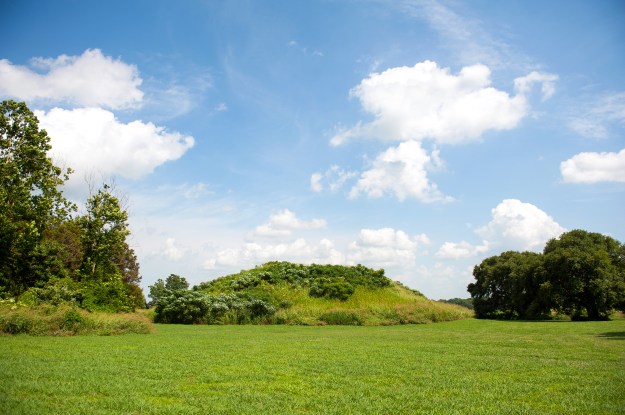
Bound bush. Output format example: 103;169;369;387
153;291;276;324
309;278;355;301
154;291;211;324
20;277;81;306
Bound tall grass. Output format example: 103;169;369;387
269;284;473;325
0;302;154;336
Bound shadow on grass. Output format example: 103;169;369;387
597;331;625;340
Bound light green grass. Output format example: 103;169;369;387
256;284;473;325
1;319;624;414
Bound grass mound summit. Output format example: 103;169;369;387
156;262;472;325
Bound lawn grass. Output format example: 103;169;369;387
1;319;624;414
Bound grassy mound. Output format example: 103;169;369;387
192;262;472;325
0;300;154;336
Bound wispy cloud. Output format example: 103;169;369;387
397;0;533;70
568;92;625;139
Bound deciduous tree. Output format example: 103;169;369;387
0;100;73;298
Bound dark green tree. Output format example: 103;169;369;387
148;274;189;306
543;230;625;320
79;184;130;281
0;100;74;298
77;184;145;311
468;251;548;319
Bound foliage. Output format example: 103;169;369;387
79;184;130;281
439;297;474;310
0;100;74;298
543;230;625;320
0;101;145;312
20;277;81;306
468;251;549;319
309;277;354;301
148;274;189;306
196;261;391;302
468;230;625;320
0;301;153;336
153;290;276;324
2;320;624;414
319;310;362;325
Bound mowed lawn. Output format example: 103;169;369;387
1;319;624;415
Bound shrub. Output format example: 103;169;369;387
320;311;362;325
309;278;355;301
20;277;81;306
154;291;211;324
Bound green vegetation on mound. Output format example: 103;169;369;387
150;262;472;325
0;299;154;336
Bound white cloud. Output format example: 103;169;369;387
331;61;544;146
347;228;429;267
310;165;357;192
349;141;452;202
205;238;344;269
476;199;566;252
435;240;489;259
560;149;625;183
253;209;326;238
36;107;194;194
0;49;143;109
513;71;558;101
568;92;625;139
162;238;184;261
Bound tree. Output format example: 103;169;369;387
0;100;73;298
148;274;189;306
468;251;549;319
543;230;625;320
79;184;130;282
77;184;145;311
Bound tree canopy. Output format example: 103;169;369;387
468;230;625;320
0;100;144;311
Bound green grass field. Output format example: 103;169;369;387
1;319;624;414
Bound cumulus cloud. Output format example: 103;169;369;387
0;49;143;109
204;238;344;269
476;199;566;252
310;165;358;193
560;149;625;183
325;61;557;202
331;61;556;146
253;209;326;238
435;240;489;259
349;141;452;202
347;228;430;267
36;107;194;193
162;238;184;261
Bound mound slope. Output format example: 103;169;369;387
194;262;472;325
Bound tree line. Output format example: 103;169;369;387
468;230;625;320
1;100;144;311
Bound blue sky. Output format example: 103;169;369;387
1;0;624;299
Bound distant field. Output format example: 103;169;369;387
1;319;624;414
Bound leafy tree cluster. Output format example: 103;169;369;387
0;100;144;311
195;261;391;301
149;274;275;324
468;230;625;320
